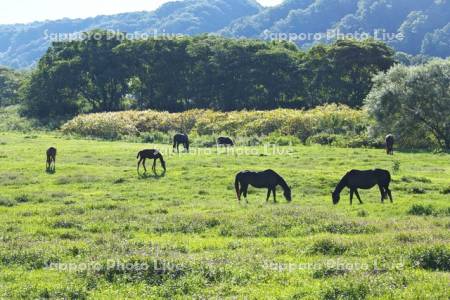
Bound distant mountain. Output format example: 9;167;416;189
0;0;262;68
221;0;450;54
1;0;449;69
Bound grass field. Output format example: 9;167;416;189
0;132;449;299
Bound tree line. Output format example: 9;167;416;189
19;31;395;121
0;67;24;106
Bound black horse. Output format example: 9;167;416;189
217;137;234;147
332;169;393;205
46;147;57;172
173;134;189;153
386;134;394;155
235;169;292;203
137;149;166;173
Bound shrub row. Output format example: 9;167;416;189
61;104;376;147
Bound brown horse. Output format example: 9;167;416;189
46;147;57;172
217;137;234;147
235;169;292;203
332;169;393;205
137;149;166;174
386;134;394;155
173;134;189;153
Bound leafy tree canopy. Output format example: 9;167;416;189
20;32;394;122
365;59;450;150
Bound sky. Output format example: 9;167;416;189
0;0;284;24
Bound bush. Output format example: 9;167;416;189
408;204;435;216
263;133;301;146
312;265;350;278
410;245;450;271
139;131;168;144
310;238;348;255
0;106;39;132
410;187;426;194
0;197;16;207
15;194;30;203
61;105;371;146
440;187;450;195
322;281;369;300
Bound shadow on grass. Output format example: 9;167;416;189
138;170;166;180
45;168;56;174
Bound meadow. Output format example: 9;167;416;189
0;131;449;299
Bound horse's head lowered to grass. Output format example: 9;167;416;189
284;186;292;202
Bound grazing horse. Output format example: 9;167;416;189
332;169;393;205
46;147;57;171
386;134;394;155
137;149;166;173
235;169;292;203
217;137;234;147
173;133;189;153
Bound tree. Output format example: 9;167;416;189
21;31;132;120
0;67;24;106
21;32;397;122
365;59;450;150
301;39;395;108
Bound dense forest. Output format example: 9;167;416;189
0;67;23;106
1;0;449;69
18;32;394;121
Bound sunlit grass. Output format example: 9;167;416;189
0;132;448;299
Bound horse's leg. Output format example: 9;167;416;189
378;185;385;203
152;159;157;171
354;189;363;204
137;158;142;173
350;189;354;205
386;187;393;203
242;184;248;203
266;189;271;202
143;158;147;173
273;187;277;203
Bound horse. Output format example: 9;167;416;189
386;134;394;155
217;137;234;147
332;169;393;205
235;169;292;203
46;147;57;172
173;133;189;153
137;149;166;174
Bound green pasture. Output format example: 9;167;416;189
0;132;448;299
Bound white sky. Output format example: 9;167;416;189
0;0;284;24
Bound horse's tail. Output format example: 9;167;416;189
136;151;141;159
234;174;241;201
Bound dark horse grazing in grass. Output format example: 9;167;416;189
137;149;166;174
235;169;292;203
46;147;57;172
332;169;393;205
386;134;394;155
173;133;189;153
217;137;234;147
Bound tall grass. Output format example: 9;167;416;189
61;104;374;146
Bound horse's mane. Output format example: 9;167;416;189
333;173;348;195
276;174;290;192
